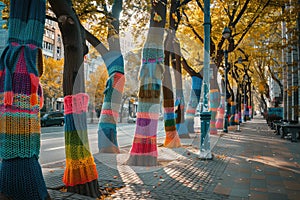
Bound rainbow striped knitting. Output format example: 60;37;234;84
98;51;125;153
215;95;224;129
127;41;164;166
185;76;202;133
163;99;181;148
63;93;98;186
0;0;48;199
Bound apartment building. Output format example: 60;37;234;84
43;12;63;60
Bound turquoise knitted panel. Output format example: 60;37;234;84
98;51;125;150
185;76;202;133
0;0;47;199
175;95;188;136
0;157;49;200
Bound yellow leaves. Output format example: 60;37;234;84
153;12;162;22
40;56;64;98
258;82;265;93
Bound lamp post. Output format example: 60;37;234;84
222;27;231;133
199;0;212;160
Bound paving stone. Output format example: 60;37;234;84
42;117;300;199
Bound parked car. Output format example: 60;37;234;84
41;111;64;127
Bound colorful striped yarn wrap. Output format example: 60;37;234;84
185;76;202;133
229;101;236;126
63;93;98;186
163;99;181;148
209;89;219;134
175;96;189;137
129;42;164;164
98;51;125;151
215;95;224;129
0;1;47;199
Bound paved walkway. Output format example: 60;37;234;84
44;116;300;199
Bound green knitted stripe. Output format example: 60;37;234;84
65;144;92;160
0;133;40;159
65;130;90;146
0;95;41;111
164;119;176;127
2;111;39;119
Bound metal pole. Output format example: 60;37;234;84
223;49;228;133
199;0;212;160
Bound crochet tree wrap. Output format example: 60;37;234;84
185;76;202;133
163;99;181;148
215;95;225;129
0;1;48;199
129;42;164;159
0;0;45;160
229;100;236;126
98;51;125;150
63;93;98;186
0;157;48;200
175;94;188;136
209;89;219;134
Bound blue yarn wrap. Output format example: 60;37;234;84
0;157;49;200
8;0;45;47
185;76;202;133
102;51;124;76
0;44;40;95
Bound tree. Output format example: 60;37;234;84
85;63;108;117
48;0;99;197
0;0;50;199
127;0;167;166
82;0;125;153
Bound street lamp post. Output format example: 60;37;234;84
222;27;231;133
199;0;212;160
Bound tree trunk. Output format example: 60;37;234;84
84;0;125;153
127;0;167;166
209;64;220;134
172;39;189;138
162;31;181;148
49;0;99;197
0;0;50;199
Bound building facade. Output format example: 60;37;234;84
0;2;8;55
43;12;63;60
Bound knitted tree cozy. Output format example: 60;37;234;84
215;95;225;129
98;51;125;153
175;92;189;138
185;76;202;133
209;89;219;134
127;40;164;166
0;0;48;199
163;99;181;148
63;93;98;187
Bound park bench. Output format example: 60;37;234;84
279;121;300;142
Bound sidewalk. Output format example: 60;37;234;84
45;116;300;199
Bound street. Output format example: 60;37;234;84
40;121;168;166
